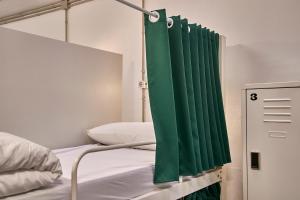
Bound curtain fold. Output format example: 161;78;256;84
211;33;231;163
168;15;198;176
180;18;203;174
202;28;224;166
211;30;228;163
189;23;209;171
144;9;179;183
197;25;215;169
144;9;231;184
208;31;227;162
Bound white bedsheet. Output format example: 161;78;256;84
3;144;156;200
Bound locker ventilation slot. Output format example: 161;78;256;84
264;113;291;116
263;96;292;135
264;119;292;123
264;106;291;109
268;131;287;139
263;98;291;102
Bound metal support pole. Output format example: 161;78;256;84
71;141;156;200
141;0;146;122
64;0;69;42
65;9;69;42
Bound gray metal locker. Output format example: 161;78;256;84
242;82;300;200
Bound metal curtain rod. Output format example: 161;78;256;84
0;0;158;25
114;0;158;18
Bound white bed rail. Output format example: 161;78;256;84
71;142;222;200
71;141;156;200
133;168;222;200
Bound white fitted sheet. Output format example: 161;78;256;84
4;144;156;200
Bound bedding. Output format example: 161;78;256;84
4;144;156;200
0;132;62;198
87;122;156;150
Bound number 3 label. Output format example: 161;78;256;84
250;93;258;101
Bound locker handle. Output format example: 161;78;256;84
251;152;260;170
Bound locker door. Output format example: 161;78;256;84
247;87;300;200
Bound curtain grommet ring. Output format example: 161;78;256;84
149;11;160;23
167;18;174;28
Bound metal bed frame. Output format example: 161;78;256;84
71;141;156;200
71;141;222;200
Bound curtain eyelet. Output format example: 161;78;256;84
149;11;160;23
167;18;174;28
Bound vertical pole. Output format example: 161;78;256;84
64;0;69;42
141;0;146;122
219;35;226;102
219;35;227;200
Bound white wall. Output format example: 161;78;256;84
145;0;300;200
3;0;143;122
68;0;143;122
2;0;300;199
3;11;65;41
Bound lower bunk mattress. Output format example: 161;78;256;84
4;144;156;200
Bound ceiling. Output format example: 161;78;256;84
0;0;61;18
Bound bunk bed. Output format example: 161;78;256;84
0;0;226;198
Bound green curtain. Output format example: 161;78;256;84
144;9;179;183
183;183;221;200
180;18;202;174
197;25;215;169
211;33;231;163
144;9;231;184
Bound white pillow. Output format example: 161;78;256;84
87;122;156;150
0;132;62;198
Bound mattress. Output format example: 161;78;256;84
4;144;156;200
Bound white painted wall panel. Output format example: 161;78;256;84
1;0;144;122
68;0;143;122
2;11;65;41
0;27;122;149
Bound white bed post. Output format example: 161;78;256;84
219;35;226;104
219;35;227;200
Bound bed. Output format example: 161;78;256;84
3;143;221;200
0;27;222;200
4;144;156;200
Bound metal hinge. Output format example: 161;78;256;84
139;81;148;89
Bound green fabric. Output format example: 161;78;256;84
144;9;179;183
168;15;197;175
202;28;224;166
181;18;202;174
197;26;215;168
188;23;209;171
211;33;231;163
196;191;204;200
208;31;226;162
207;29;226;163
208;182;221;200
144;9;231;184
183;183;221;200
